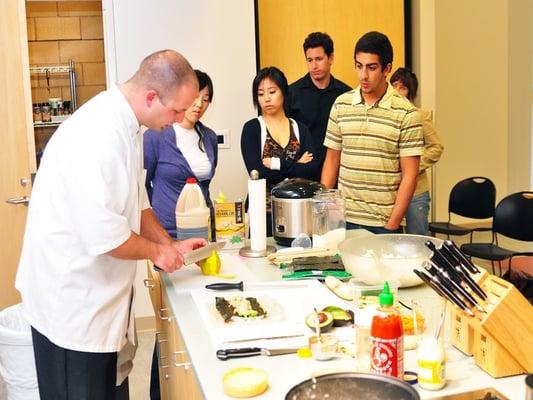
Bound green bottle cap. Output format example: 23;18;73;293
379;281;394;306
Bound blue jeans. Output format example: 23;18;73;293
405;191;430;235
346;222;403;234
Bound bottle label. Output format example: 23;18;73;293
418;359;445;385
370;336;404;377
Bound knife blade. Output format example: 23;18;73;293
205;281;309;291
183;241;226;265
216;347;299;360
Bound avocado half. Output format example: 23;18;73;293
322;306;354;327
305;311;334;332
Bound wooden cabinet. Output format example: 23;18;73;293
145;263;203;400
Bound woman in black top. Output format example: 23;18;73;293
240;66;319;235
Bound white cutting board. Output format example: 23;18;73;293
191;280;352;349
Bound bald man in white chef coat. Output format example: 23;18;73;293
16;49;206;400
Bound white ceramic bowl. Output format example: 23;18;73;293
338;234;442;287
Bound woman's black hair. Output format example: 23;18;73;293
195;69;213;102
390;67;418;101
192;69;214;152
252;66;289;115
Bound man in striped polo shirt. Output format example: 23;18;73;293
321;31;424;234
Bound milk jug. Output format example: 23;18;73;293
175;177;210;240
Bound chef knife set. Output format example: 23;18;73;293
416;240;533;378
413;240;487;316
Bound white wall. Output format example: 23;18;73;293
102;0;256;317
411;0;533;223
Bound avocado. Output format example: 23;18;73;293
321;306;354;327
305;311;334;332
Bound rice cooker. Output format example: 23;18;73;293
271;178;324;246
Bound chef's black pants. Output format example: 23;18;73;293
31;327;129;400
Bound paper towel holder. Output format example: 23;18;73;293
239;170;276;258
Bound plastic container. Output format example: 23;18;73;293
416;336;446;390
350;279;400;309
369;282;404;378
175;177;210;241
0;304;39;399
308;334;339;361
312;189;346;248
411;297;446;390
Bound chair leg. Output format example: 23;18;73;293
490;260;496;275
497;260;503;277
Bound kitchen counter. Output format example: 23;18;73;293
160;243;528;399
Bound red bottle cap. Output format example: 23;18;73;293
186;177;197;184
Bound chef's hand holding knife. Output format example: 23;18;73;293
153;238;207;273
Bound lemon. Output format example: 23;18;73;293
199;250;221;275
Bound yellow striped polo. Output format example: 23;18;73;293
324;84;424;226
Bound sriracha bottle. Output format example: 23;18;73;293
369;281;404;378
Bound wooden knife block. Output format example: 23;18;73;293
449;271;533;378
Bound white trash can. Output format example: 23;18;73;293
0;304;39;400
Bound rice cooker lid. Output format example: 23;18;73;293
271;178;324;199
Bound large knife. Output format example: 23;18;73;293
205;281;308;291
216;347;299;360
183;241;226;265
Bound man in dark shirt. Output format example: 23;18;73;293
288;32;351;180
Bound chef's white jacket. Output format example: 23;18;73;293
16;85;149;354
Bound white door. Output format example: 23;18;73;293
0;0;36;308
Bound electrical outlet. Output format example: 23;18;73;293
216;129;230;149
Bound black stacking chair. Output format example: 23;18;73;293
460;191;533;276
429;177;496;241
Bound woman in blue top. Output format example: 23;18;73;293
144;69;218;239
144;69;216;400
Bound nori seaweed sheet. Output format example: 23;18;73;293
215;297;235;322
246;297;267;317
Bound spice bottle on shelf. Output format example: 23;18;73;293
369;281;404;378
41;105;51;122
175;177;210;241
32;104;42;122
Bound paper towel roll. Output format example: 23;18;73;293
248;178;267;251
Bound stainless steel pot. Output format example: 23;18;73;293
285;372;420;400
271;179;324;246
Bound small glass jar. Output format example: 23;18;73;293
312;189;346;248
32;104;42;122
41;105;52;122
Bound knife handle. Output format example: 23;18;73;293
423;265;474;316
216;347;262;360
205;281;244;291
443;240;479;274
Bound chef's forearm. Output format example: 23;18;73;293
140;208;173;245
106;231;160;261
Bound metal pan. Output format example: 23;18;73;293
285;372;420;400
